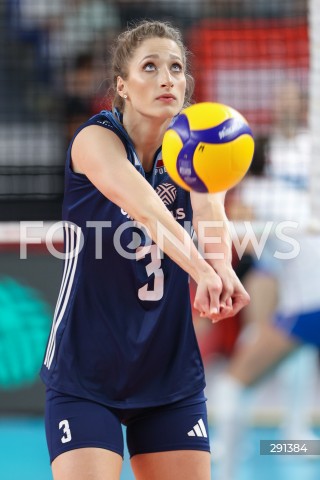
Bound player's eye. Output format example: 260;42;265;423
143;62;157;72
171;62;183;72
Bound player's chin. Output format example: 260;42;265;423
148;104;181;125
155;100;182;116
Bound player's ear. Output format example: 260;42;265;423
117;76;126;98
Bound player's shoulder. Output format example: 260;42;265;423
73;109;132;150
84;109;125;136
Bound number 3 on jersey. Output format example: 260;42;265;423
59;419;72;443
136;244;164;301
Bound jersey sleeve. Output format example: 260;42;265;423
64;110;130;182
73;111;129;154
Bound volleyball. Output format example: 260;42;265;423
162;102;255;193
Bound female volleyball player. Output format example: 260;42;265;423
40;20;250;480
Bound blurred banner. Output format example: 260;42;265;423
0;227;62;413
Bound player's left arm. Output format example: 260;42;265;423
191;190;250;322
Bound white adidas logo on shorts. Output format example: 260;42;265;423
187;418;208;438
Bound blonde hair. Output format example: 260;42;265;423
110;20;194;112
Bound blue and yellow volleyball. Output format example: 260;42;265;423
162;102;255;193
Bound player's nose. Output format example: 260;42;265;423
160;67;174;88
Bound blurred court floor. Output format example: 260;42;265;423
1;417;320;480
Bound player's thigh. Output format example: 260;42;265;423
127;393;210;479
52;447;122;480
45;388;124;480
131;450;211;480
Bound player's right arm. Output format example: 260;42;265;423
72;125;222;318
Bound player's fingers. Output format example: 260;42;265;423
219;281;234;309
230;293;250;317
207;280;223;315
193;287;210;317
226;297;233;307
210;307;235;323
211;291;250;322
217;296;233;316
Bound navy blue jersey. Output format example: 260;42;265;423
40;110;205;408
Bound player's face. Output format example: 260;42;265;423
119;37;186;120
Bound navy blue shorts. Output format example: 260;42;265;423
45;389;210;463
274;309;320;347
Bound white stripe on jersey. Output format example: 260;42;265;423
133;152;140;166
44;223;71;366
44;223;81;369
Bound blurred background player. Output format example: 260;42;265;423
199;80;320;480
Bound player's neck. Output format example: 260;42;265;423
122;113;169;171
